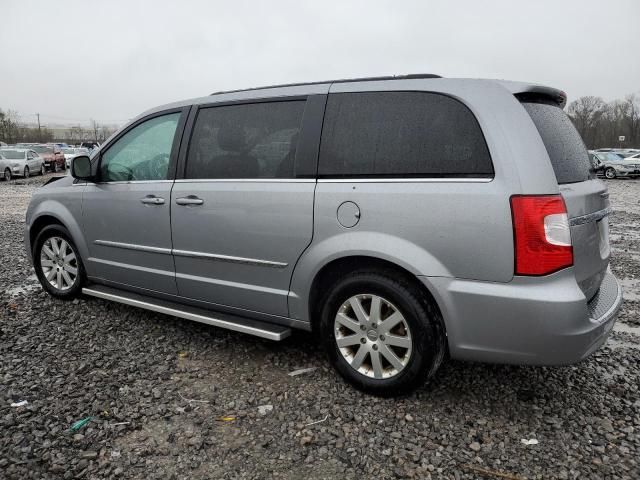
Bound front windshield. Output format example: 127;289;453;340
601;152;623;162
0;149;25;160
32;146;53;154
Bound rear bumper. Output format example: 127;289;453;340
421;268;622;365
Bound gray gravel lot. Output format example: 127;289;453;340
1;174;639;479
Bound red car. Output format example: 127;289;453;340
31;145;66;172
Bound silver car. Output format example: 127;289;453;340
25;76;623;395
61;147;90;168
590;150;640;179
1;148;46;180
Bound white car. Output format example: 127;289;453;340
61;147;90;168
0;148;46;180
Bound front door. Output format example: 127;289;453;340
82;111;184;294
171;99;320;317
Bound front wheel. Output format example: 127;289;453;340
40;164;46;176
605;167;616;179
53;162;59;173
24;166;30;178
33;225;85;299
3;168;11;181
319;271;446;396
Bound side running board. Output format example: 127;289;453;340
82;285;291;341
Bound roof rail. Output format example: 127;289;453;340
209;73;442;96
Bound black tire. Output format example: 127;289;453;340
40;164;46;176
319;270;446;397
24;166;30;178
33;224;86;300
53;162;59;173
3;168;10;181
605;167;616;179
62;160;67;170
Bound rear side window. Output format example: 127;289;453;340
318;92;493;178
522;101;591;184
186;101;305;179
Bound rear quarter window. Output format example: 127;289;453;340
522;101;592;184
318;92;494;178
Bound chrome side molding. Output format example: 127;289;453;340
94;241;288;268
94;239;172;255
172;249;288;268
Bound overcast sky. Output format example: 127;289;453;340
1;0;639;126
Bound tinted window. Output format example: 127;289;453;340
522;101;592;184
100;113;180;182
318;92;493;178
186;101;305;179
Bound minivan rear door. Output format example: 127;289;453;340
170;95;326;317
522;100;610;300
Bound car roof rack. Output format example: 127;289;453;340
210;73;442;96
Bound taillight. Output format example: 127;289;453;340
510;195;573;276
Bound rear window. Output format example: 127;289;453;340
522;101;591;184
318;92;494;178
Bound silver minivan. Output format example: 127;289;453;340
25;75;623;395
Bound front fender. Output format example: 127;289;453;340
288;231;451;322
26;196;89;268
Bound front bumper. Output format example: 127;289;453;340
422;268;622;365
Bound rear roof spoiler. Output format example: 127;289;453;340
496;80;567;108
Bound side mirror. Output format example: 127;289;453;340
71;155;93;180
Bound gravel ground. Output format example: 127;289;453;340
1;174;639;480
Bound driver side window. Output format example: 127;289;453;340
100;113;180;182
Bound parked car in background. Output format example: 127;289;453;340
590;150;640;178
80;141;100;151
25;76;622;395
0;141;7;147
61;147;90;168
31;144;66;172
0;148;46;180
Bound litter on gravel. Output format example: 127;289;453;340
10;400;28;407
257;405;273;415
520;438;539;446
288;367;318;377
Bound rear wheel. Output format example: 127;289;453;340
23;166;30;178
319;271;445;396
53;162;59;173
4;168;11;181
61;160;67;170
40;164;46;176
33;225;85;299
605;167;616;179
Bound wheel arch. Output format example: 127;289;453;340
288;232;451;324
28;206;89;265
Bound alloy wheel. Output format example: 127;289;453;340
334;294;413;379
40;236;78;291
605;168;616;179
24;166;29;178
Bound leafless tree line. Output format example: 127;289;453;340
568;93;640;149
0;108;116;144
65;120;117;144
0;109;54;143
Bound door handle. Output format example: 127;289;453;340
176;196;204;206
140;195;165;205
